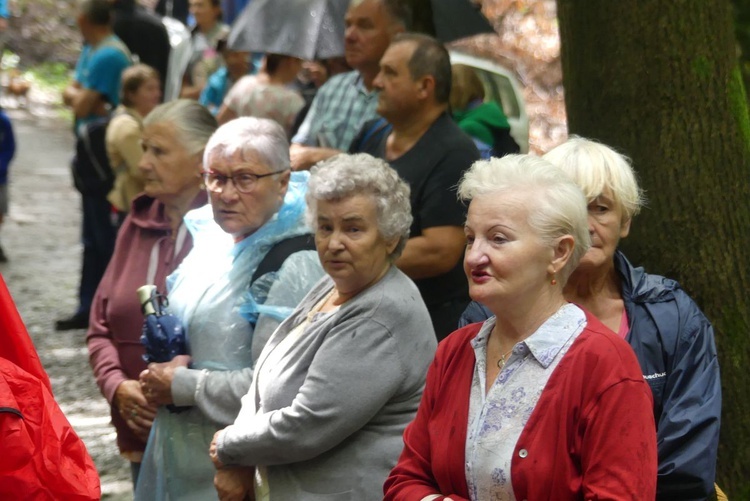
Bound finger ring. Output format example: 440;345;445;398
131;409;137;418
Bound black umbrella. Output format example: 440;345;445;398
228;0;494;59
228;0;349;60
425;0;495;43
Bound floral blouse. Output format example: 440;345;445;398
465;304;586;501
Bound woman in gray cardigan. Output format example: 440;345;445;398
209;153;438;500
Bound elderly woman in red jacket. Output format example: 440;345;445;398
384;154;657;501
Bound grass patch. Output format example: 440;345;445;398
22;61;72;94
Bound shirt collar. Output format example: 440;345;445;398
470;304;586;369
354;72;378;98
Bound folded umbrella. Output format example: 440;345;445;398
138;285;189;413
138;285;187;364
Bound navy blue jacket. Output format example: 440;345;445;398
459;251;721;500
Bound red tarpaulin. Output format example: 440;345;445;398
0;274;101;500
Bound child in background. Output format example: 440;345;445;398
0;107;15;262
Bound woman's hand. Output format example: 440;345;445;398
139;355;191;406
214;466;254;501
114;379;158;441
209;430;225;468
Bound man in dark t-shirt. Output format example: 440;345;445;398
350;33;479;340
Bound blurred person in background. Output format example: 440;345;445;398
179;0;229;99
58;0;132;331
111;0;171;97
0;105;15;262
199;37;254;116
216;53;305;135
450;63;519;159
106;64;162;219
87;99;217;488
289;0;409;170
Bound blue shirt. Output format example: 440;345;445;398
73;36;131;132
0;111;15;184
291;71;379;150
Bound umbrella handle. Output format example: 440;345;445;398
137;285;158;316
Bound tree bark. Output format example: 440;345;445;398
556;0;750;497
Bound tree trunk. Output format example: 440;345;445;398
556;0;750;496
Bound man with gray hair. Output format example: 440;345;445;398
289;0;409;170
350;33;479;339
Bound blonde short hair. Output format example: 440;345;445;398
450;64;484;111
458;154;591;284
543;136;645;221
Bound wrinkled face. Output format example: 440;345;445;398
139;122;202;202
463;192;555;313
189;0;221;29
206;151;289;238
129;77;162;117
315;194;397;298
577;188;631;272
138;122;201;203
373;41;420;121
344;0;398;72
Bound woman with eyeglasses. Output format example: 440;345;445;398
134;117;324;501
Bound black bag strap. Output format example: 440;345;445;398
251;234;316;284
354;117;392;152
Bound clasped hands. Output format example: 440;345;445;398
210;430;255;501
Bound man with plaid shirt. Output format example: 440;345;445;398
290;0;409;170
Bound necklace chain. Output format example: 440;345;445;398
496;346;515;370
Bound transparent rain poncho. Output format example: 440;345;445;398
135;172;324;501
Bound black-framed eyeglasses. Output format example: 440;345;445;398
202;169;284;194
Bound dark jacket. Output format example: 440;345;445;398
459;250;721;500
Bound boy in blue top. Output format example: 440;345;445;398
0;107;15;263
59;0;131;331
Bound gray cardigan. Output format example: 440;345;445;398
217;266;437;500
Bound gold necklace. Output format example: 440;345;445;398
497;346;515;370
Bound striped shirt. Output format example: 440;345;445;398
291;71;379;150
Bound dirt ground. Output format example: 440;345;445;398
1;102;133;499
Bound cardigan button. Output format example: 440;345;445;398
519;448;528;458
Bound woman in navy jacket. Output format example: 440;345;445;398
460;137;721;500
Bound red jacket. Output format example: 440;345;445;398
384;311;657;500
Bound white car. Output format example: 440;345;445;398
449;51;529;153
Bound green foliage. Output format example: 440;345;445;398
733;0;750;99
22;61;71;94
729;65;750;144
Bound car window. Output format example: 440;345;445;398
474;69;520;120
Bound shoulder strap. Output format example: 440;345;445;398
79;117;112;181
354;117;392;153
251;234;316;284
